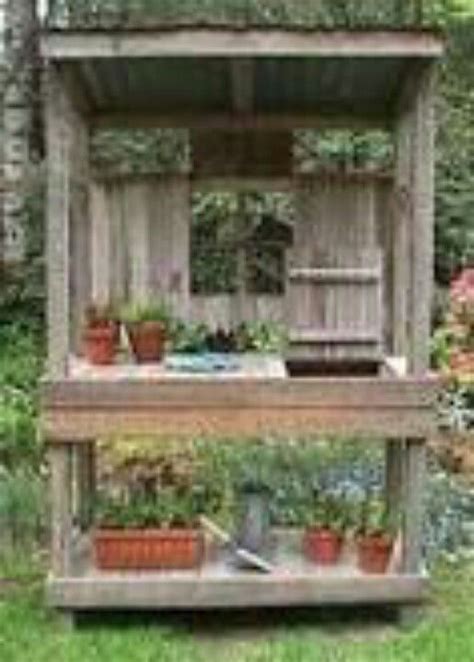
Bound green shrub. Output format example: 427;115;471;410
0;468;47;549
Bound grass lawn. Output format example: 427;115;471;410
0;561;473;662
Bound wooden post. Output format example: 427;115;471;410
402;438;426;574
393;111;411;357
46;66;72;378
234;193;248;326
74;442;96;530
50;443;73;577
394;63;436;373
69;106;91;354
385;440;405;528
409;67;436;375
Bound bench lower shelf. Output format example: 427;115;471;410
47;543;428;610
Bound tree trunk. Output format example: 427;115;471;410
1;0;37;265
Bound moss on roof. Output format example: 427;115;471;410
47;0;443;30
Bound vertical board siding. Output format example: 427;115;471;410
69;114;91;354
87;173;392;345
90;182;112;304
90;176;190;315
189;296;285;328
289;175;390;361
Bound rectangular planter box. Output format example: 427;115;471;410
94;528;204;571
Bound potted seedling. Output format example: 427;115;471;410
205;327;238;353
356;496;396;574
235;321;287;354
303;493;347;566
171;321;210;354
94;487;204;571
82;303;117;365
121;300;171;363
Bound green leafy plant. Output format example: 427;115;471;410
0;468;46;548
357;495;397;539
235;321;287;353
120;300;172;327
95;486;201;530
303;492;349;534
170;321;210;353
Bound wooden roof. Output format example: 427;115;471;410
42;28;444;129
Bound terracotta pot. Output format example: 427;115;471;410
82;325;116;365
127;322;166;363
94;528;204;571
303;528;343;565
357;534;393;574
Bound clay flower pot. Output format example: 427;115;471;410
304;528;343;565
83;325;116;365
127;322;166;363
357;534;393;574
94;528;204;571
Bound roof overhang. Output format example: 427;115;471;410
42;28;445;129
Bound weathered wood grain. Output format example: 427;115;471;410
402;439;426;574
46;67;71;377
289;176;386;361
41;374;437;442
50;444;73;576
42;377;438;409
410;67;436;375
42;407;435;443
47;573;428;610
41;29;445;60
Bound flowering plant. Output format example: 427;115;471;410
446;269;474;381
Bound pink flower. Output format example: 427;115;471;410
451;268;474;304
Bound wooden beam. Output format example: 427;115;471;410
41;377;438;442
385;440;405;529
42;377;438;410
91;111;388;131
48;573;428;610
41;29;445;60
58;63;94;118
406;66;436;375
393;128;411;357
402;439;426;574
46;66;71;378
288;267;380;284
192;176;293;193
289;330;381;345
69;103;91;355
394;59;433;118
41;407;437;443
50;444;73;577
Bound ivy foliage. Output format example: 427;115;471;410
435;15;474;283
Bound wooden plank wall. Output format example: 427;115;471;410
289;174;392;358
89;175;190;318
85;173;393;340
189;295;284;328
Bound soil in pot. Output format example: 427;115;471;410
83;325;116;365
127;322;166;363
304;528;343;565
94;528;204;571
357;534;393;574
